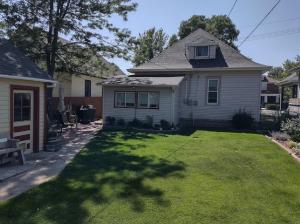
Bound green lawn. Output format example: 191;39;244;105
1;130;300;224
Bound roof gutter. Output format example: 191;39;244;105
127;66;271;73
0;74;57;83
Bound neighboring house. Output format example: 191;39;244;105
0;39;55;153
261;76;280;107
51;55;124;118
102;28;269;127
278;67;300;114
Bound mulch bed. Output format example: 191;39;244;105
266;136;300;163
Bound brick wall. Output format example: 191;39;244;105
51;97;102;118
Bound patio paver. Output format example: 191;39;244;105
0;122;101;200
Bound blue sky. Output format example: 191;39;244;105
109;0;300;73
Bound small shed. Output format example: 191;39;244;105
0;39;55;153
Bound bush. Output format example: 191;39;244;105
265;104;280;110
271;131;290;141
128;118;143;128
281;118;300;142
154;124;161;130
117;118;126;126
145;116;153;127
105;116;116;126
140;116;153;129
287;140;300;154
160;119;171;130
292;134;300;143
232;110;254;129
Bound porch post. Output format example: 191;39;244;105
279;86;282;111
297;72;300;98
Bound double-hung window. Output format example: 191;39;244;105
207;79;219;104
138;92;159;109
115;92;136;108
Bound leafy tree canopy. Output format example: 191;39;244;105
0;0;137;77
133;28;168;66
269;56;300;80
178;15;239;49
168;34;178;47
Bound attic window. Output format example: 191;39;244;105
195;46;209;57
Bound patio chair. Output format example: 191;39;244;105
0;135;25;165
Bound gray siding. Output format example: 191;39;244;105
178;71;261;121
103;86;175;125
103;71;262;126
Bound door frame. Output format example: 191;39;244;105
10;85;40;153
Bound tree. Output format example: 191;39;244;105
206;15;239;49
168;34;178;47
178;15;239;49
178;15;207;39
133;28;168;66
0;0;137;79
269;56;300;80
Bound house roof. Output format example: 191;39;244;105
101;76;184;87
278;72;299;86
0;39;54;83
128;28;269;73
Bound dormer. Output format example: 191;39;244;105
186;43;217;60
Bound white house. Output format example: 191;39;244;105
278;67;300;114
102;28;270;127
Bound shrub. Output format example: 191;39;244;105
265;104;280;110
145;116;153;127
287;140;299;149
232;110;254;129
292;134;300;143
271;131;290;141
128;118;143;128
105;116;116;126
117;118;126;126
154;124;161;130
287;141;300;154
160;119;171;130
281;118;300;142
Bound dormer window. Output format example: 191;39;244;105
186;44;217;60
195;46;209;57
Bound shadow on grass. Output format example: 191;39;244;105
0;130;185;224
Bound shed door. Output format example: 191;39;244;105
13;90;34;152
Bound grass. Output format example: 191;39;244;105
1;130;300;224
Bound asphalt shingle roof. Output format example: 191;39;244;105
102;76;184;87
128;28;269;73
0;39;53;82
278;72;299;86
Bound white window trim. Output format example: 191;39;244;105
115;91;136;108
137;91;159;109
115;91;125;108
124;92;136;108
137;92;149;108
148;92;160;109
207;79;219;105
195;45;210;59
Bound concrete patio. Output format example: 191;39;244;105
0;122;101;201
